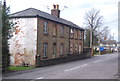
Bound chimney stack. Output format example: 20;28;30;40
3;0;6;9
51;4;60;18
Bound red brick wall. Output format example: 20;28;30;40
37;17;84;60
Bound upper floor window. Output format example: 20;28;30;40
43;43;48;57
70;28;74;38
75;29;78;39
60;26;64;37
44;21;48;34
53;24;57;36
79;31;82;40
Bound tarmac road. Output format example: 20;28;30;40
3;52;118;79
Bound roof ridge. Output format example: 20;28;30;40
10;8;84;30
11;8;33;15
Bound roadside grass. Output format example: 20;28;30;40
8;66;34;71
94;53;101;55
94;51;101;55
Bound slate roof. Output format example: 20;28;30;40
10;8;84;31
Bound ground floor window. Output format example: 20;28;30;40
53;43;57;57
70;43;73;54
60;43;64;56
75;44;78;53
43;43;48;57
79;45;82;53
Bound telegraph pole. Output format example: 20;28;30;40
98;35;101;54
90;27;93;48
90;26;93;56
89;17;94;55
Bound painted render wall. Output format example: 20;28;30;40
9;18;37;66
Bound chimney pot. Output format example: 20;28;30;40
56;4;59;9
53;4;56;9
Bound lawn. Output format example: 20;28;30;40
8;66;34;71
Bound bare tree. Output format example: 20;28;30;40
98;26;110;41
84;8;106;47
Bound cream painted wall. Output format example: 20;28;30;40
9;18;37;66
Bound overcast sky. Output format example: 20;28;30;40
3;0;119;41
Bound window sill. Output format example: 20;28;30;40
60;54;63;57
67;53;73;56
53;35;57;37
70;38;74;39
60;36;64;38
43;56;48;59
44;33;48;36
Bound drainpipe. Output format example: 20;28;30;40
83;30;84;53
36;17;40;67
69;27;71;55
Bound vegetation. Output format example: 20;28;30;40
93;50;99;54
8;66;34;71
2;2;13;72
84;8;110;47
94;49;113;55
0;1;2;72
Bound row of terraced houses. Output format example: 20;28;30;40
9;4;85;66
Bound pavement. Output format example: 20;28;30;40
2;52;118;79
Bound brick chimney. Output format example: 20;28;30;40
51;4;60;18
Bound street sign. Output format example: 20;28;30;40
99;47;104;51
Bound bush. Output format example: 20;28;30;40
101;50;113;54
94;50;99;54
107;50;113;53
93;48;99;54
101;51;107;54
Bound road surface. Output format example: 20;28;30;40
3;52;118;79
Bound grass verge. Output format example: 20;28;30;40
8;66;34;71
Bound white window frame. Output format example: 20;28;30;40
44;21;48;34
75;30;78;39
70;43;73;54
53;43;56;56
79;31;82;39
79;45;82;53
43;43;48;57
60;43;64;55
75;44;78;53
53;26;56;36
70;29;74;38
61;26;64;37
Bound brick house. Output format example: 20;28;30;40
9;5;85;66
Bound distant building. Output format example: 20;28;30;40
9;5;85;66
100;40;117;51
